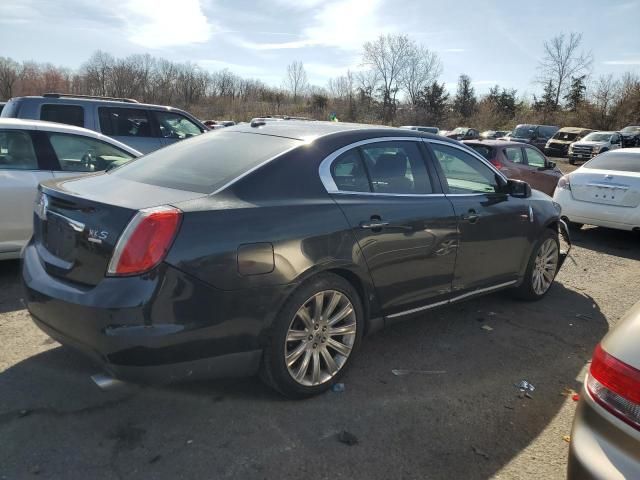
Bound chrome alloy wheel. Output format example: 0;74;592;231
532;238;559;295
284;290;357;386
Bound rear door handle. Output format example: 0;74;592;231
360;220;390;229
462;209;479;224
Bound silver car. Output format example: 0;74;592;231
568;301;640;479
0;118;141;260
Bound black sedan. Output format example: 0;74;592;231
23;121;570;398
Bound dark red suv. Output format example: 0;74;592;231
464;140;562;196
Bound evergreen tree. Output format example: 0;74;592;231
564;75;586;111
418;81;449;125
453;74;477;119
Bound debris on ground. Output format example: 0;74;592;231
471;446;490;460
481;325;494;331
563;435;571;443
516;380;535;398
572;393;580;402
561;387;578;398
504;405;515;410
391;369;446;376
331;383;345;393
186;439;193;445
337;430;358;446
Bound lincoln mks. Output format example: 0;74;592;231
23;121;569;398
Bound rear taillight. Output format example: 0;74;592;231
107;206;182;276
489;158;503;169
557;175;571;190
587;343;640;430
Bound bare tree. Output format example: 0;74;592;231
285;61;308;102
592;74;619;129
0;57;20;99
362;34;413;123
400;45;442;107
538;32;592;109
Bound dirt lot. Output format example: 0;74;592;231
1;158;638;480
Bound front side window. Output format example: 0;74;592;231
504;147;524;164
40;104;85;128
99;108;154;137
360;141;432;194
0;130;38;170
525;148;546;168
47;133;135;172
331;149;370;193
154;111;203;139
431;143;498;194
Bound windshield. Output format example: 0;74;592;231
513;126;535;138
584;151;640;173
582;132;612;142
110;131;301;193
621;126;640;134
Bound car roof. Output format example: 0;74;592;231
227;120;448;142
0;118;142;156
557;126;592;133
10;95;193;114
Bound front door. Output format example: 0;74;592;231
326;139;458;317
523;146;560;196
427;141;531;295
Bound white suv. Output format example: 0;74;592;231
568;131;622;164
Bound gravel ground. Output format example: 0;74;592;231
1;157;638;480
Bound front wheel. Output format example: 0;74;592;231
260;273;363;398
511;230;560;301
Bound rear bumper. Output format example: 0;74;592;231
554;190;640;231
22;241;291;383
567;382;640;480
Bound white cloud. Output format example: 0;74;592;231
603;59;640;65
122;0;213;48
238;0;390;52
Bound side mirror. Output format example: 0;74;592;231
506;179;532;198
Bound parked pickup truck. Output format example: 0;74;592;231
544;127;593;157
568;131;622;164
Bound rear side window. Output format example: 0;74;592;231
111;131;301;193
504;147;524;163
360;141;432;194
41;104;84;128
0;130;38;170
467;144;493;160
47;133;135;172
584;151;640;173
99;108;154;137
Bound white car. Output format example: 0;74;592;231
0;118;141;260
568;131;622;165
554;149;640;231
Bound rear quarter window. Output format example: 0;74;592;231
110;131;301;193
0;99;22;118
40;104;85;128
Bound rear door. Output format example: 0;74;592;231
326;139;458;318
502;145;527;181
97;106;163;153
0;129;53;257
427;141;531;294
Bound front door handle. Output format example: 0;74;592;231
360;220;390;230
462;209;479;224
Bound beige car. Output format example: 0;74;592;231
568;301;640;479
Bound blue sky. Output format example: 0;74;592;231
1;0;639;98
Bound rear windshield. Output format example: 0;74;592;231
583;151;640;173
467;144;494;160
553;131;580;141
110;131;301;193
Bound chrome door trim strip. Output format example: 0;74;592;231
386;280;517;320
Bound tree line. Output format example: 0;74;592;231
0;32;638;130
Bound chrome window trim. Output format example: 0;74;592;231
386;280;517;319
318;136;426;195
318;136;509;198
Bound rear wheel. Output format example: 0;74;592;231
511;229;560;301
260;273;363;398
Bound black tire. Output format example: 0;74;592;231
511;229;560;301
569;158;575;165
260;272;364;399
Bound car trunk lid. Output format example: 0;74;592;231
35;173;205;286
570;169;640;208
